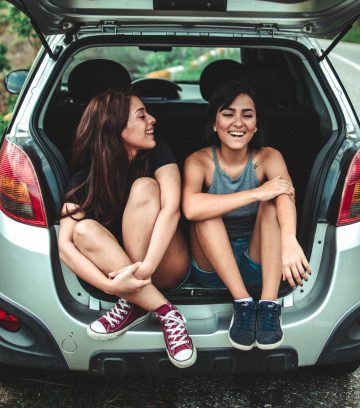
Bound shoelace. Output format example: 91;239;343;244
258;306;279;332
159;310;190;351
103;299;131;327
234;303;256;330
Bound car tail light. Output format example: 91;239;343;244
0;139;47;226
337;150;360;226
0;308;21;332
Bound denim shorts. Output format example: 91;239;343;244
190;237;262;289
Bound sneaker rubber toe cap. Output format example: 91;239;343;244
174;349;193;362
89;320;107;334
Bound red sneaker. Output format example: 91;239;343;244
154;303;197;368
87;298;150;340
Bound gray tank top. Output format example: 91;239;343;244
208;145;260;239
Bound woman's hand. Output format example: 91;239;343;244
255;176;295;202
281;235;312;287
133;262;155;280
109;262;155;281
108;262;151;295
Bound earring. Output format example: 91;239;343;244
255;127;258;132
213;126;217;132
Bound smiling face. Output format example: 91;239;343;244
214;93;257;151
121;95;156;158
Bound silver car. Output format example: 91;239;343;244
1;0;360;376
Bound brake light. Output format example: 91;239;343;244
0;139;47;226
0;308;21;332
337;151;360;226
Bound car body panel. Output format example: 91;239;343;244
2;209;360;370
7;0;360;38
1;2;360;375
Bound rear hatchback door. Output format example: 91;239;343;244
7;0;360;39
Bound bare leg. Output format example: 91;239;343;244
122;177;161;264
73;176;189;310
73;221;166;312
191;217;250;299
248;200;282;301
122;177;189;290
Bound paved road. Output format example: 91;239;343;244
1;365;359;407
319;39;360;116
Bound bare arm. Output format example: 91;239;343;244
135;163;182;278
182;152;294;221
262;148;311;286
58;204;150;295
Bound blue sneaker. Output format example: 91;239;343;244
256;301;284;350
228;301;257;351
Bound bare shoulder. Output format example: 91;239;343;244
257;146;283;161
255;147;291;181
185;147;212;169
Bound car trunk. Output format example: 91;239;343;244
35;33;341;307
8;0;356;309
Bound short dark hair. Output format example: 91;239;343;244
205;80;264;150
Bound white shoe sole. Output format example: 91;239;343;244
87;312;151;341
228;314;255;351
255;335;284;350
166;344;197;369
255;313;284;350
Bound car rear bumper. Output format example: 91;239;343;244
0;296;68;370
1;212;360;373
90;348;298;377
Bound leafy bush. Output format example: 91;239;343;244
0;43;9;71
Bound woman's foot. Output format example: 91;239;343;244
255;301;284;350
154;303;197;368
87;298;150;340
228;300;257;351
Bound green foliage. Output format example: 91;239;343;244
0;44;9;71
0;95;17;137
137;47;240;81
8;5;36;39
5;93;18;112
138;48;200;75
343;20;360;44
0;113;8;138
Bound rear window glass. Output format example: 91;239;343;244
62;46;241;84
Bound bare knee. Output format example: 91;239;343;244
259;200;277;219
73;219;101;252
127;177;160;208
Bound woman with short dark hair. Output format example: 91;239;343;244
182;80;311;351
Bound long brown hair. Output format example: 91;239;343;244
64;88;149;224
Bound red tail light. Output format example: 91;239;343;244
0;308;21;332
0;139;47;226
337;150;360;226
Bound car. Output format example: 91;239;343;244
1;0;360;377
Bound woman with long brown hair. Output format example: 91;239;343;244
58;88;196;368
